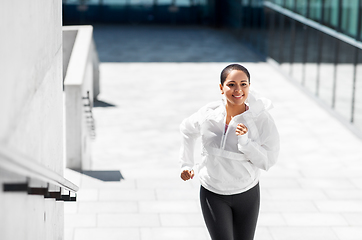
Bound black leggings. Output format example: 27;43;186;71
200;184;260;240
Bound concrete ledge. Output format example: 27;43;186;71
63;25;100;170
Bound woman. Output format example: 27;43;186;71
179;64;280;240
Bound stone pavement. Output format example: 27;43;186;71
64;25;362;240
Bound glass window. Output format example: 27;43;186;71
323;0;338;29
318;33;336;107
284;0;295;11
280;16;293;75
296;0;308;16
157;0;173;5
309;0;322;21
291;21;306;84
334;41;356;121
128;0;154;5
241;0;251;6
63;0;101;5
274;0;284;7
304;27;320;94
251;0;263;7
354;49;362;130
103;0;128;5
341;0;359;38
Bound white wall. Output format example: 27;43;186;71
63;26;98;170
0;1;64;239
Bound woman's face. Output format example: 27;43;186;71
220;70;250;107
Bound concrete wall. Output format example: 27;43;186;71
63;26;99;170
0;1;64;239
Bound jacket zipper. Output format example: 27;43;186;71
221;117;233;150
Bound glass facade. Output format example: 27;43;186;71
62;0;362;133
237;0;362;132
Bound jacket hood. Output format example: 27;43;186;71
247;87;273;116
221;87;273;117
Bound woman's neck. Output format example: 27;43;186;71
225;103;246;124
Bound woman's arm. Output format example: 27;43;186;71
179;111;201;179
237;114;280;171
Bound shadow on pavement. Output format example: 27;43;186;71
76;170;124;181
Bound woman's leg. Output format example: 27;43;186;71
232;183;260;240
200;186;233;240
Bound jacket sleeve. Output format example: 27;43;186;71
179;111;201;173
237;113;280;171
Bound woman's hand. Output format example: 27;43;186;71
181;169;194;181
236;123;248;136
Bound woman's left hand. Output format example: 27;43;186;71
236;123;248;136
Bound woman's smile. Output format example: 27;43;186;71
220;70;250;107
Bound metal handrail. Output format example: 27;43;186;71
264;1;362;50
0;146;79;193
83;91;96;139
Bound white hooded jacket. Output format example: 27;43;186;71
179;89;280;195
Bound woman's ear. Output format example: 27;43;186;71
219;84;224;94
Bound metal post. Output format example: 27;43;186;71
332;0;343;108
350;0;362;122
357;0;362;41
289;17;296;76
268;3;276;58
278;6;285;64
315;0;325;97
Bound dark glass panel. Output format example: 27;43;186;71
304;27;320;94
296;0;308;16
280;16;293;74
318;32;336;107
323;0;339;29
291;21;306;84
334;41;356;120
354;49;362;130
309;0;322;21
341;0;359;38
285;0;295;11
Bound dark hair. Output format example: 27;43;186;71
220;64;250;86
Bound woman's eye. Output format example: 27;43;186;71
228;84;234;87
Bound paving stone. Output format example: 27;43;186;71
98;213;160;227
270;227;339;240
74;228;140;240
140;227;209;240
333;227;362;240
64;25;362;240
78;201;138;213
282;213;349;226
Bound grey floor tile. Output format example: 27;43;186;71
74;228;140;240
333;227;362;240
314;200;362;212
64;214;97;228
76;189;99;201
98;213;160;227
139;200;200;214
78;201;138;213
270;227;339;240
254;227;274;240
65;25;362;240
140;227;210;240
260;200;318;212
282;213;348;226
159;213;205;227
99;189;156;201
342;213;362;226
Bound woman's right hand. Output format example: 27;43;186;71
181;169;194;181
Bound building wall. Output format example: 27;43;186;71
0;1;64;239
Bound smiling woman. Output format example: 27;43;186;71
179;63;280;240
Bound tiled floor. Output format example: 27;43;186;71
64;25;362;240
